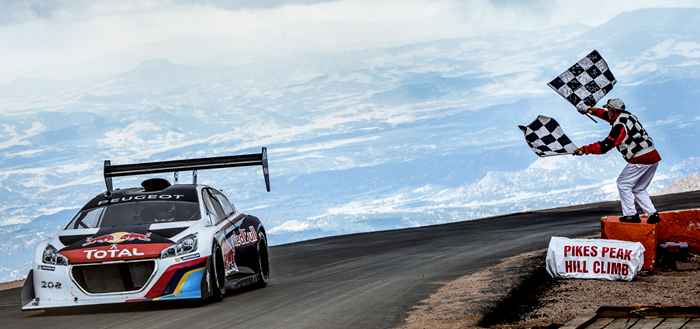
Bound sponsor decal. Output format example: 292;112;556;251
82;188;200;212
83;247;145;260
222;236;238;273
83;232;151;246
143;257;208;299
152;267;204;301
38;265;55;271
215;216;249;274
175;253;200;263
60;243;173;263
234;226;258;246
60;227;174;263
97;194;186;206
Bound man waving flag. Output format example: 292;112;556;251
573;98;662;224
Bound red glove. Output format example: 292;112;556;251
573;145;591;156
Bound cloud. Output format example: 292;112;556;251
0;0;341;26
1;0;699;83
173;0;340;11
268;219;311;234
0;0;60;26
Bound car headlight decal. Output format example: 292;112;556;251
42;244;69;266
160;233;198;259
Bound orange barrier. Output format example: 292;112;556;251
655;209;700;246
600;217;657;272
600;209;700;273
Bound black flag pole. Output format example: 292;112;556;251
540;152;574;158
586;113;598;123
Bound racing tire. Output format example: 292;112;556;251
207;245;226;302
254;231;270;288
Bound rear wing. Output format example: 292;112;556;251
103;147;270;193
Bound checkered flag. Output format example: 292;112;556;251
548;50;616;113
519;115;577;157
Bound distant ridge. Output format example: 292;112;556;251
656;172;700;195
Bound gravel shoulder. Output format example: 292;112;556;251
0;280;24;291
399;240;700;328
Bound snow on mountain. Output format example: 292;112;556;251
1;8;700;282
0;210;73;282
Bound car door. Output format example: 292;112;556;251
210;189;255;272
211;190;260;272
202;188;239;275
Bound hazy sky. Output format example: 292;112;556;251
1;0;699;83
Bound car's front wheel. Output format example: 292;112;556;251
207;245;226;301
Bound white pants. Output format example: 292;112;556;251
617;162;658;216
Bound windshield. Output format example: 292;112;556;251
65;201;201;230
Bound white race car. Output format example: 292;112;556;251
21;149;271;310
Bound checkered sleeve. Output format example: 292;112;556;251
588;123;626;154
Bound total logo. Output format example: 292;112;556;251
83;247;145;260
83;232;151;246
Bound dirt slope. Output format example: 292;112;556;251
400;247;700;328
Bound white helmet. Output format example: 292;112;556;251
603;98;625;111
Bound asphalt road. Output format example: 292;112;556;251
2;191;699;329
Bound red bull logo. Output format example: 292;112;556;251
83;232;151;246
233;226;257;247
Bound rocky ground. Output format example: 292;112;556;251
400;243;700;328
656;173;700;195
0;279;23;291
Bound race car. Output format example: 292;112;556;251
21;148;271;310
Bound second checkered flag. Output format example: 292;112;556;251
519;115;578;157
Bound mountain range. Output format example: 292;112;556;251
1;7;699;282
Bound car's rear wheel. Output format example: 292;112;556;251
255;231;269;288
207;245;226;301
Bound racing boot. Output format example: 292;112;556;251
646;212;661;224
619;214;641;223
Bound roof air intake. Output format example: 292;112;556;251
141;178;172;191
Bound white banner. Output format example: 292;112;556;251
546;236;645;281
